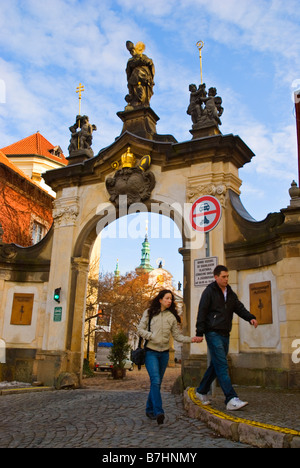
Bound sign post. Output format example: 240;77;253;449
190;196;222;398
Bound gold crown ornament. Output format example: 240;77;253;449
121;147;136;168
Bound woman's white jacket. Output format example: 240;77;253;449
137;309;192;352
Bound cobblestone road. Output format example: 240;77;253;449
0;367;249;449
0;389;250;448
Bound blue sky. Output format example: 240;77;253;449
0;0;300;285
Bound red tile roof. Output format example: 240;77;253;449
0;132;68;165
0;150;53;195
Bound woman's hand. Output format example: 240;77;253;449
191;336;203;343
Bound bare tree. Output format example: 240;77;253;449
93;271;159;341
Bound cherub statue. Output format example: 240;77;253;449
187;83;223;129
202;87;223;125
187;83;207;124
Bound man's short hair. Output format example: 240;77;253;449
213;265;228;276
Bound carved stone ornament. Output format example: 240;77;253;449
187;183;227;207
53;202;79;227
106;147;155;207
106;167;155;207
0;244;17;260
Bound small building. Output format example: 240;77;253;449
0;151;53;246
0;132;68;246
1;132;68;197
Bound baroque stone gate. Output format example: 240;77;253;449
0;42;300;388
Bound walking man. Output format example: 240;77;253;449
195;265;258;410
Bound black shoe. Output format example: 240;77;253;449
146;412;156;420
156;413;165;425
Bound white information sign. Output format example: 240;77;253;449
194;257;218;287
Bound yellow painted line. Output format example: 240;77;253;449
0;386;53;394
188;387;300;437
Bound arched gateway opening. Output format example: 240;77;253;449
67;197;194;384
78;210;187;370
2;41;298;389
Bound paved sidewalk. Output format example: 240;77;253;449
184;385;300;448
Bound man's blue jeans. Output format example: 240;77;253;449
196;332;238;404
145;349;169;417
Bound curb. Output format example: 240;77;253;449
184;387;300;449
0;386;54;396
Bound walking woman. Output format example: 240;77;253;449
137;289;201;424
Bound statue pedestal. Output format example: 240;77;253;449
67;149;94;166
117;107;160;140
189;124;221;139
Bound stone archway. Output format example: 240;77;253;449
1;41;300;390
1;108;298;388
0;99;260;388
37;121;252;387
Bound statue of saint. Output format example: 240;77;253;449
125;41;155;110
68;115;97;156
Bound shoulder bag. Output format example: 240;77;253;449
132;315;151;370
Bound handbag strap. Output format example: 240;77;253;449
138;314;151;348
144;314;151;349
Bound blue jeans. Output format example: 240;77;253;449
145;349;169;416
196;332;238;404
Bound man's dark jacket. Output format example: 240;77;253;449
196;281;256;337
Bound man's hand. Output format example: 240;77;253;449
250;319;258;328
192;336;203;343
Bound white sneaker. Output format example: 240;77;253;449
226;397;248;411
196;392;211;405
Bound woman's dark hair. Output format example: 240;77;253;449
148;289;181;323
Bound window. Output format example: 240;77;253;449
31;221;45;244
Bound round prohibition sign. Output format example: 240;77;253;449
190;195;222;232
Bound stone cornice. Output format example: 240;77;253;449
43;132;254;192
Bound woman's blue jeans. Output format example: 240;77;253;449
196;331;238;404
145;349;169;417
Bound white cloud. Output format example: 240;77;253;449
0;0;298;197
242;123;297;179
117;0;300;86
117;0;175;17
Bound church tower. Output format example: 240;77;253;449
136;222;154;274
114;259;120;281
